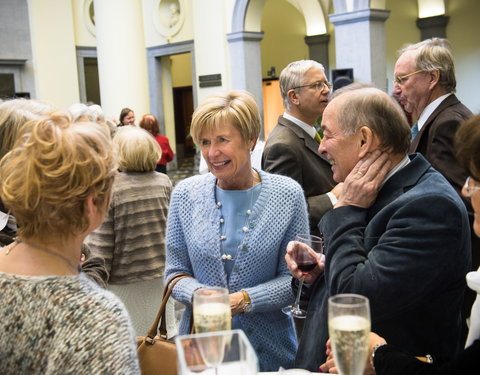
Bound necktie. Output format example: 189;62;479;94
314;131;322;143
411;122;419;140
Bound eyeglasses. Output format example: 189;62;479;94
292;81;332;92
464;176;480;197
393;70;423;86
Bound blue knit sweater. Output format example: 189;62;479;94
165;170;309;371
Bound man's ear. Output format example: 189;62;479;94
358;126;377;158
428;70;441;90
287;89;300;106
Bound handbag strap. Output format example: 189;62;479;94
145;273;191;341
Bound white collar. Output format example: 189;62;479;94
417;93;451;130
381;155;410;188
283;112;316;139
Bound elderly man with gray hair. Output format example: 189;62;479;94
286;85;471;371
262;60;340;238
394;37;476;329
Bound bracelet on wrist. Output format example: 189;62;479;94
241;290;252;313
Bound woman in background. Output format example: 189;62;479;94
87;125;175;336
139;113;174;174
118;107;135;126
165;90;309;371
0;113;139;373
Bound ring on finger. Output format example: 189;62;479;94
357;171;364;176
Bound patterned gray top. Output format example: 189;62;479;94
0;272;139;374
87;171;172;284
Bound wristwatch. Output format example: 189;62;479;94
370;343;387;371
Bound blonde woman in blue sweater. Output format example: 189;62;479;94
165;90;309;371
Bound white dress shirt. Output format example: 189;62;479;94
417;93;452;131
282;113;338;205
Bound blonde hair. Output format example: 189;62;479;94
0;98;55;160
0;113;117;239
113;125;162;172
190;90;260;148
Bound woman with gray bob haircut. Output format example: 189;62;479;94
87;125;176;337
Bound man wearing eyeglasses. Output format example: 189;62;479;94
262;60;339;238
394;38;477;332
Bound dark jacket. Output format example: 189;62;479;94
410;93;472;197
296;154;471;371
374;340;480;375
262;115;335;234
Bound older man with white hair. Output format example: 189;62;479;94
287;85;471;371
394;37;477;328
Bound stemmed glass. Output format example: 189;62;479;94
328;294;371;375
282;233;323;318
192;287;232;374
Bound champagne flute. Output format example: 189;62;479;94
193;287;232;373
328;294;371;375
282;233;323;318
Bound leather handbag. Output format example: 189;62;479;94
137;273;191;375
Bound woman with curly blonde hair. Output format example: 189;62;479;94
0;113;139;373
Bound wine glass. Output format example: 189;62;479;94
328;294;371;375
282;233;323;318
193;287;232;373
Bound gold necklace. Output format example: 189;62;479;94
14;238;80;273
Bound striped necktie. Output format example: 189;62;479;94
411;122;419;140
314;131;322;143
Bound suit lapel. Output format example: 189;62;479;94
410;94;459;151
369;154;430;219
278;116;330;163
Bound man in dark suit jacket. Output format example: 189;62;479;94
262;60;338;236
394;37;476;324
287;86;471;371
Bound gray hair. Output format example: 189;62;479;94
0;98;55;159
279;60;325;110
68;103;95;122
399;38;456;93
332;85;411;155
88;104;105;123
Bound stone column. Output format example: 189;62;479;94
28;0;79;107
227;31;265;137
305;34;330;79
416;15;449;40
329;9;390;91
93;0;150;119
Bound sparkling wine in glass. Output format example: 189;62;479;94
328;294;371;375
193;287;232;373
282;233;323;318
